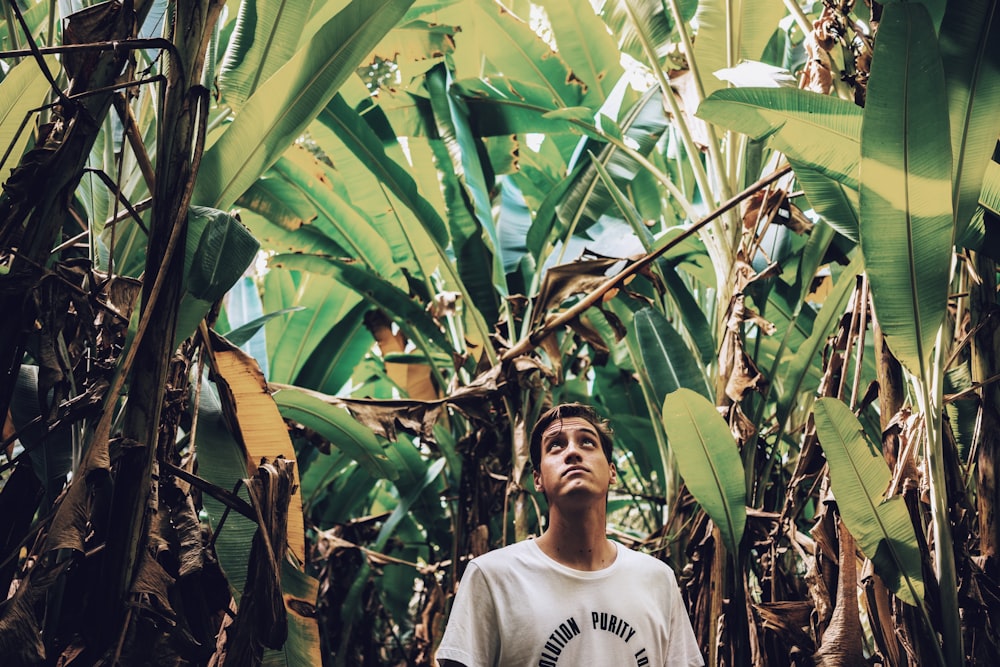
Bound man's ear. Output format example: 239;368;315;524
533;468;543;494
609;462;617;486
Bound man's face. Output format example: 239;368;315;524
533;416;616;503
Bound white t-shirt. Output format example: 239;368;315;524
436;539;704;667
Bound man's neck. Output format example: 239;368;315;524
535;507;616;571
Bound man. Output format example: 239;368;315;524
436;403;703;667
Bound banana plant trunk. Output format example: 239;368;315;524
94;0;225;647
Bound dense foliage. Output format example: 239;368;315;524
1;0;999;665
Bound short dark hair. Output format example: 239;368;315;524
529;403;614;468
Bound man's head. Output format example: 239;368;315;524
529;403;614;470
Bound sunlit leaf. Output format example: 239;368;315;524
859;2;953;379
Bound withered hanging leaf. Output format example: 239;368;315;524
61;0;135;81
567;315;610;366
530;256;625;330
743;188;813;235
719;297;769;403
207;331;305;564
0;558;73;662
537;331;564;383
132;550;178;619
45;473;96;553
755;601;815;652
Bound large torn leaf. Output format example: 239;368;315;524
207;331;305;563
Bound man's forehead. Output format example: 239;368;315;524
540;416;599;439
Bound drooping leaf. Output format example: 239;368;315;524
175;206;261;347
813;398;926;607
697;88;862;190
660;388;747;554
272;386;399;480
207;331;306;563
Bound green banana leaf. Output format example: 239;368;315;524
591;152;716;363
526;87;670;257
660;388;747;554
313;88;495;359
270;149;403;283
599;0;680;68
8;366;73;505
812;397;925;607
194;378;258;598
449;0;586;107
696;88;862;190
634;307;712;401
269;253;457;373
790;162;860;242
0;0;48;52
979;158;1000;217
234;207;347;257
859;2;953;380
236;166;344;239
193;0;416;210
692;0;787;96
535;0;624;105
940;0;1000;246
260;268;364;385
217;0;314;111
773;252;863;434
174;206;261;347
0;55;59;178
272;387;398;480
340;454;446;633
425;65;506;305
292;300;374;396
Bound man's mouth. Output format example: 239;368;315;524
563;466;589;477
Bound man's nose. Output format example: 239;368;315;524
563;442;583;460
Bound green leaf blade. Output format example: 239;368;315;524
660;388;746;554
859;2;954;379
813;398;926;607
273;387;399;480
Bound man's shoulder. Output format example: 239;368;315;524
472;539;537;565
614;541;677;573
468;538;537;571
